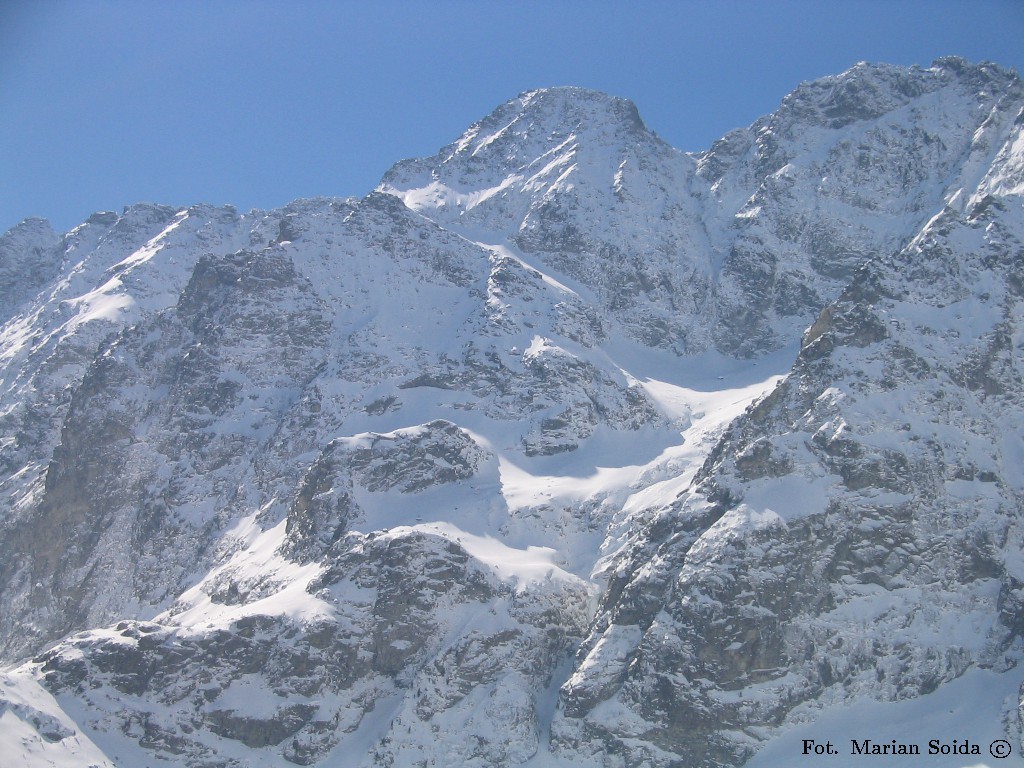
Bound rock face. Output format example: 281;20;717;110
554;168;1024;766
34;527;592;767
1;58;1024;767
0;217;62;324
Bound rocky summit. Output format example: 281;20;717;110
1;58;1023;767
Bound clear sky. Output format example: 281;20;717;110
3;0;1023;235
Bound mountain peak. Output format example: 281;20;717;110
459;85;647;146
930;54;1020;81
0;216;61;322
379;86;654;194
771;57;1022;131
505;86;646;131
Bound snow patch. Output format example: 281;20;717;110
382;521;586;593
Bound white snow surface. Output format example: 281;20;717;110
0;669;115;768
747;668;1024;768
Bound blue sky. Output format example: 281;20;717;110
2;0;1023;235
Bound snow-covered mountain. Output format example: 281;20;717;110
1;57;1023;767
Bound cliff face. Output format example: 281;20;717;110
1;58;1023;768
555;134;1024;765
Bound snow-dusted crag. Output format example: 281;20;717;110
2;58;1024;768
554;129;1024;767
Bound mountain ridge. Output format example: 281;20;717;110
1;57;1023;767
